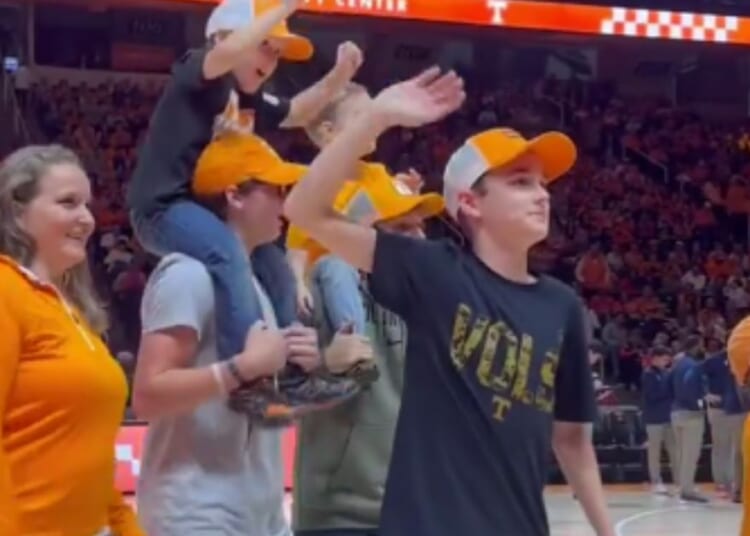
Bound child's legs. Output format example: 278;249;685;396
312;254;366;334
131;202;263;361
251;242;298;329
252;242;305;379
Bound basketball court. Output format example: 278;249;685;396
126;485;741;535
546;486;740;535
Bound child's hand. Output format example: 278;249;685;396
394;168;423;193
325;323;373;374
283;324;321;372
334;41;364;80
236;321;287;380
297;280;314;318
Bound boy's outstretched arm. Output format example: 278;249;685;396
283;42;363;128
204;0;300;80
284;67;465;273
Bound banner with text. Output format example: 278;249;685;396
180;0;750;46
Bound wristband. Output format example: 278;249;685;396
211;363;228;397
226;358;247;386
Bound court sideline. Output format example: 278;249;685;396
125;485;741;535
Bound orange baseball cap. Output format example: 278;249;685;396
193;134;307;196
343;163;445;225
728;316;750;384
442;128;577;219
205;0;313;62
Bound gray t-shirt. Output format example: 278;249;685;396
136;253;289;536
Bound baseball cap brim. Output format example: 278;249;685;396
269;28;313;62
442;128;577;220
378;192;445;222
488;131;576;185
256;162;308;186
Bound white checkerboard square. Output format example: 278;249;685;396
599;7;740;43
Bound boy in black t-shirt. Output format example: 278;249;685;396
127;0;364;423
285;68;614;536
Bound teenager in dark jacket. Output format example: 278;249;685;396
703;346;734;496
704;348;747;501
641;346;675;495
668;335;709;503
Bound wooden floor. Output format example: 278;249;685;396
127;485;742;535
547;485;741;536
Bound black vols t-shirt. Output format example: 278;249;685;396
127;48;290;214
369;232;596;536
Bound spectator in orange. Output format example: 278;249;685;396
726;176;747;213
0;145;143;535
610;215;634;247
589;292;620;318
641;252;663;280
624;244;645;276
575;243;612;290
625;286;665;321
694;202;717;235
705;250;731;282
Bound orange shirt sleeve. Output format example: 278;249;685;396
0;296;21;535
729;316;750;384
108;487;144;536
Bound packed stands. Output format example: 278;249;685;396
11;35;750;485
24;75;750;381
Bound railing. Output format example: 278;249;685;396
1;71;31;147
539;95;565;130
622;142;671;186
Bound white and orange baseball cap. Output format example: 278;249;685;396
342;164;444;225
205;0;314;62
442;128;577;219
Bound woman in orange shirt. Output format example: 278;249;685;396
0;145;143;535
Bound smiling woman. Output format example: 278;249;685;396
0;145;105;331
0;145;143;536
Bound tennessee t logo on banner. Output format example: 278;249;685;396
487;0;508;24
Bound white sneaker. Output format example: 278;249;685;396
652;483;670;496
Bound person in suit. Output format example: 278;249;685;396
668;335;710;503
642;345;675;495
703;342;745;498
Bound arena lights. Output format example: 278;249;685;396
180;0;750;45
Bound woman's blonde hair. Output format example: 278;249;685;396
0;145;108;333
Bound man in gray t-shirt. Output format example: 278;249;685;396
138;254;289;535
133;136;331;535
